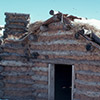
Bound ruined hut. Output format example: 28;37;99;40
0;11;100;100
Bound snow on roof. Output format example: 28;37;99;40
73;18;100;32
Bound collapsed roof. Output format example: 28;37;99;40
27;10;100;46
2;10;100;50
28;10;100;32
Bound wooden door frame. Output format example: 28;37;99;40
48;64;75;100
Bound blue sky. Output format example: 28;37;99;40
0;0;100;25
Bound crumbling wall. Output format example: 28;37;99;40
0;12;49;100
0;12;100;100
4;13;30;39
29;25;100;100
74;64;100;100
0;43;48;100
0;41;33;100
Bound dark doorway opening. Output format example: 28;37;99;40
55;64;72;100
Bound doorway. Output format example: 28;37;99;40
55;64;72;100
48;64;74;100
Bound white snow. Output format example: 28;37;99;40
74;18;100;30
0;25;4;36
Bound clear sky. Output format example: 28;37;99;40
0;0;100;25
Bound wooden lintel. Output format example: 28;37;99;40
30;58;100;66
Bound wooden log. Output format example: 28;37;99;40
75;81;100;92
5;21;28;27
32;84;48;89
4;29;27;34
63;24;72;31
32;75;48;81
32;67;48;72
92;32;100;45
74;93;100;100
28;34;38;41
3;32;8;39
40;25;48;32
4;79;34;84
3;43;24;48
49;10;59;15
4;87;35;91
0;39;3;45
0;52;23;57
5;18;29;24
43;16;60;26
31;58;100;66
77;31;100;50
39;30;74;36
5;12;30;19
30;39;83;45
3;96;35;100
30;50;93;56
1;70;34;76
5;24;28;30
63;16;72;25
75;88;100;97
0;60;33;67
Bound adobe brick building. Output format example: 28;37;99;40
0;12;100;100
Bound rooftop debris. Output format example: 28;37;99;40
28;21;43;34
28;10;100;36
28;10;100;46
1;10;100;49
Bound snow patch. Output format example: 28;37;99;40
0;25;4;36
74;18;100;30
